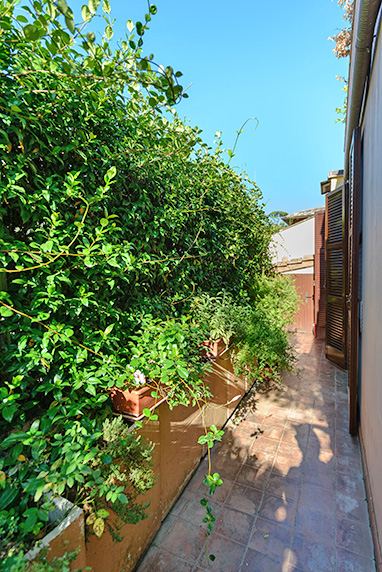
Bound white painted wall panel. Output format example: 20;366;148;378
271;217;315;265
359;20;382;543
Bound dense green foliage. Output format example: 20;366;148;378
0;0;292;567
192;274;299;383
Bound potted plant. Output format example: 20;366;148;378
110;371;167;419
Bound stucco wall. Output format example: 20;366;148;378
271;217;315;266
359;15;382;549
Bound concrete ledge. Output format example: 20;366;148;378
25;496;84;564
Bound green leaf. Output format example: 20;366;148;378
105;25;113;40
100;454;112;465
23;24;41;40
96;508;109;518
177;366;189;379
0;488;18;511
81;4;91;21
88;0;99;14
31;439;46;460
136;21;143;36
0;432;27;449
104;323;114;335
126;19;134;32
149;5;157;15
102;0;110;13
209;554;216;561
65;15;75;34
56;0;69;15
118;493;128;504
1;405;17;422
0;306;13;317
93;517;104;536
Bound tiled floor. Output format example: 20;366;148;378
136;334;376;572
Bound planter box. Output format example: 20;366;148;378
201;338;227;359
25;495;86;567
110;385;167;419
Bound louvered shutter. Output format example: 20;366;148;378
325;185;347;369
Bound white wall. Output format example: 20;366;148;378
359;15;382;544
271;217;315;265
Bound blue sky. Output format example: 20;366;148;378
72;0;349;215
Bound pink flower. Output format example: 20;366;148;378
133;370;146;385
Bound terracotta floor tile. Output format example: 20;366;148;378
258;493;297;528
237;463;271;490
298;482;335;514
196;477;234;504
196;533;246;572
224;430;254;451
282;425;309;449
136;546;194;572
267;405;290;418
210;454;244;480
289;532;335;572
287;409;313;423
273;452;304;481
336;547;377;572
277;442;304;462
336;492;370;523
265;474;300;502
262;414;288;428
151;514;178;547
214;506;255;545
184;459;209;493
261;425;285;441
295;505;336;545
245;449;275;471
162;519;206;561
248;516;293;561
304;448;335;468
171;490;195;516
336;453;363;476
336;517;374;557
180;497;222;528
336;472;367;499
251;435;280;455
308;426;334;452
241;547;284;571
302;463;336;490
226;482;263;515
336;438;361;459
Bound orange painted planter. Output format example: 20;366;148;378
201;338;226;359
110;385;167;418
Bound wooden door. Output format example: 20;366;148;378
347;127;362;436
325;185;347;370
292;274;314;333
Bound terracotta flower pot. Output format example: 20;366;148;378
110;385;167;418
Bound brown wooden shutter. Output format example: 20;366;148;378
348;127;362;435
314;210;326;339
325;185;347;369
